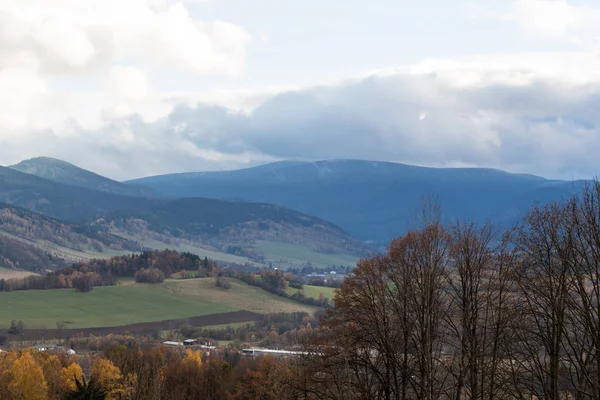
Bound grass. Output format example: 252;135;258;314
0;278;318;330
286;285;337;300
0;284;233;330
199;321;256;330
164;278;318;315
253;240;358;269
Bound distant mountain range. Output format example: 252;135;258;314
0;158;365;270
0;156;588;270
128;159;587;245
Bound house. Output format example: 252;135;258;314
34;344;56;352
162;341;182;346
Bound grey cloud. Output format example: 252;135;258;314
6;71;600;181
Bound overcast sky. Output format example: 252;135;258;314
1;0;600;180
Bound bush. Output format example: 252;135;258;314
135;267;165;284
72;274;95;292
215;276;231;290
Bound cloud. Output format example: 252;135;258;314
0;0;250;75
472;0;600;44
2;52;598;181
0;0;251;153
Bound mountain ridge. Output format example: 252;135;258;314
9;156;160;198
127;159;586;245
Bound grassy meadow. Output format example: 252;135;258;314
286;284;337;300
0;278;317;330
252;240;358;269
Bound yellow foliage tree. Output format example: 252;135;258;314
8;352;48;400
0;351;18;399
60;363;84;393
92;358;124;400
182;349;203;369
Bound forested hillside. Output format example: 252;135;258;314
129;159;584;245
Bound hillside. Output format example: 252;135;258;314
0;162;366;267
9;156;159;198
129;159;585;245
0;166;158;222
92;198;367;265
0;203;142;271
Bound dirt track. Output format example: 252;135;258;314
6;310;262;341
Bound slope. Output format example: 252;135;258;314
10;157;159;198
0;166;158;222
0;203;142;271
0;165;365;267
92;197;367;266
128;159;585;245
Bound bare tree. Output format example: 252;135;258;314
510;202;574;400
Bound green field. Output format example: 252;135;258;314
0;278;317;330
164;278;318;315
253;240;358;269
286;284;338;300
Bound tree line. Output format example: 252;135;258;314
229;269;332;308
0;250;218;292
0;343;303;400
293;182;600;399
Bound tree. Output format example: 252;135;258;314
233;356;295;400
511;201;574;399
64;377;107;400
8;351;48;400
182;349;203;369
92;358;125;400
60;363;84;394
56;321;66;346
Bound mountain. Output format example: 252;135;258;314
0;203;142;271
0;162;365;267
9;157;159;198
128;159;586;245
0;166;158;222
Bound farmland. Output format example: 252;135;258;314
0;277;317;330
286;284;338;300
252;240;358;269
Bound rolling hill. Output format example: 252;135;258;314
128;159;586;245
9;157;159;198
0;161;366;268
0;203;142;271
0;166;158;222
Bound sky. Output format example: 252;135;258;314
1;0;600;180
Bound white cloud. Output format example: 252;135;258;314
105;66;149;102
472;0;600;44
0;0;251;151
0;0;250;75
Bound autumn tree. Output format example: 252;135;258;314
8;351;48;400
60;363;84;394
232;356;296;400
92;358;130;400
